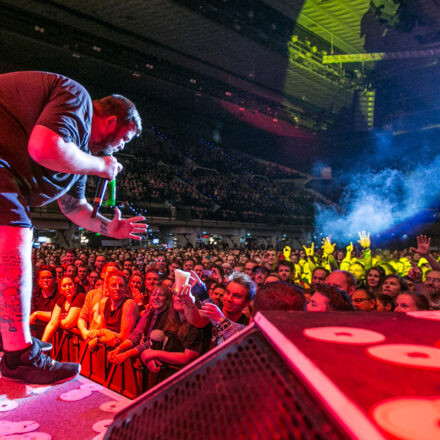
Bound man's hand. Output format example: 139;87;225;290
346;242;353;253
87;329;101;339
200;302;225;325
188;270;202;288
283;246;291;261
358;231;371;249
322;237;335;256
140;348;155;364
96;156;123;180
113;351;131;365
107;347;121;363
303;243;314;257
410;235;431;257
407;264;422;282
105;208;148;241
178;284;196;307
146;359;161;373
87;337;100;351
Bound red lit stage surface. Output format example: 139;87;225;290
2;311;440;440
255;310;440;440
0;372;131;440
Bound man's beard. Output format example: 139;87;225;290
90;142;113;156
90;126;119;155
429;289;440;299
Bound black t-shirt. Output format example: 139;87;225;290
55;291;86;320
157;324;204;383
31;287;58;313
0;71;92;206
164;324;204;355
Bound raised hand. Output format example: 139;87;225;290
410;235;431;257
346;242;353;253
188;270;202;288
178;284;196;306
322;237;335;256
358;231;371;249
200;302;225;325
131;287;144;306
302;242;314;257
283;246;291;261
407;263;422;282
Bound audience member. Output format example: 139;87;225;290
277;261;293;283
423;270;440;309
86;271;139;349
394;292;430;312
310;267;329;289
307;284;354;311
30;267;58;326
42;276;86;342
381;274;406;298
107;285;172;366
252;265;268;287
252;282;305;315
77;263;119;342
325;270;356;297
365;266;386;295
376;293;394;312
351;289;376;311
128;273;147;311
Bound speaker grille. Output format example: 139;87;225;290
106;328;348;440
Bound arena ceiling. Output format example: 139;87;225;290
1;0;440;131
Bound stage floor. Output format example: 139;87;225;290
0;369;131;440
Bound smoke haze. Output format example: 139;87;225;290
314;129;440;243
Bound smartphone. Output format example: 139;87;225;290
202;270;213;277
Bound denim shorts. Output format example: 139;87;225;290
0;163;33;228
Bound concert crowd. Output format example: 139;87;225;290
30;233;438;388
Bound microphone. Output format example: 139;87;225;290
91;178;108;218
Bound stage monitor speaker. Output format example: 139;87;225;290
104;310;434;440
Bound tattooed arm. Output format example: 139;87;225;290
58;194;147;240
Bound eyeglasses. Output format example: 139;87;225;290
425;277;440;283
39;276;54;280
352;298;370;304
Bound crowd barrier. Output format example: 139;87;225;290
31;325;153;399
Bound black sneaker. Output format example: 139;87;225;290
32;337;52;352
0;341;80;385
0;335;52;352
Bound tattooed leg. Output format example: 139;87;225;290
0;226;33;351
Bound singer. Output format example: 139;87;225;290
0;71;147;385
